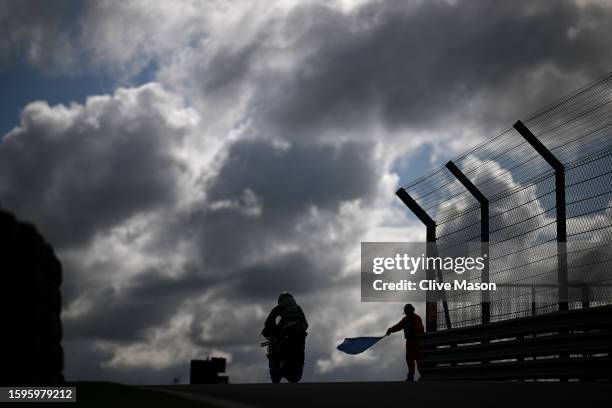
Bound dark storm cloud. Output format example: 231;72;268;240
188;301;266;349
249;0;612;142
232;251;339;300
183;139;381;275
64;338;189;384
0;0;77;69
208;139;379;213
63;268;214;342
201;43;263;95
0;84;192;249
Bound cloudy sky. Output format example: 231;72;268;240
1;0;612;384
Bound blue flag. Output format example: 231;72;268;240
336;336;385;355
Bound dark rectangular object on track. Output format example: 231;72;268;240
190;358;229;384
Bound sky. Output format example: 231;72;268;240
1;0;612;384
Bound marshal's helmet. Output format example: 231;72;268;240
404;303;415;314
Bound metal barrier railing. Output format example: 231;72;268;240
418;305;612;381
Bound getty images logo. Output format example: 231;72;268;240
372;253;488;275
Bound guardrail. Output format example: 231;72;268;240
419;305;612;380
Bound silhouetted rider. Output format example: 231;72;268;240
262;292;308;383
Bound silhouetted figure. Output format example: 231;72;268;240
262;292;308;383
1;209;64;386
386;304;424;382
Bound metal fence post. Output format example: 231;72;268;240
445;161;490;324
514;120;568;311
581;285;590;309
396;188;452;330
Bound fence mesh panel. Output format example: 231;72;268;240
399;73;612;328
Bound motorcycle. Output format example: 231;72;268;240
261;330;305;383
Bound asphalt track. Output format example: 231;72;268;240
147;381;612;408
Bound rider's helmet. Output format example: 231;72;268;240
278;292;294;304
